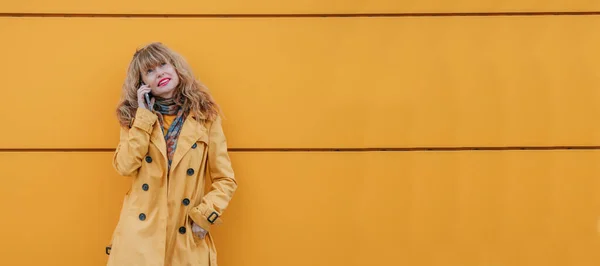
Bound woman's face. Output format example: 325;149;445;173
141;62;180;99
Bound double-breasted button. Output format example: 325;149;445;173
142;184;149;191
192;143;197;149
182;198;190;206
139;213;146;221
179;226;186;234
187;168;194;176
145;156;152;163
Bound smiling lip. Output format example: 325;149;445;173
158;78;171;87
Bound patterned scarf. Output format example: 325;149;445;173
152;97;187;169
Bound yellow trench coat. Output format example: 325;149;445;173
106;108;237;266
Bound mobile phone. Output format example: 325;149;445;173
144;93;151;107
140;81;152;108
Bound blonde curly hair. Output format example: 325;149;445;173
116;42;220;127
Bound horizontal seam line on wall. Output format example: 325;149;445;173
1;12;600;18
2;146;600;152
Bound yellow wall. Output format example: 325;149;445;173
3;16;600;149
1;2;600;266
4;0;600;13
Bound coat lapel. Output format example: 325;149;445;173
149;122;168;163
170;117;208;172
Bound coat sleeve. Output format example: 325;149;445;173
189;116;237;232
112;108;158;177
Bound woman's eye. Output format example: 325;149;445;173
146;69;153;74
161;62;167;66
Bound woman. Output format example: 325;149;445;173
106;42;237;266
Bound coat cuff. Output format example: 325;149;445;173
130;108;157;134
189;203;223;232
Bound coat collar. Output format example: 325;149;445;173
149;116;208;172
